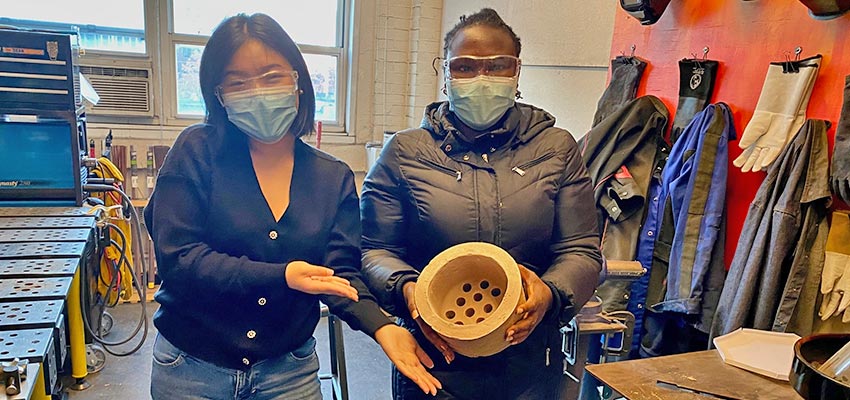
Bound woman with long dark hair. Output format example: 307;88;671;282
145;13;440;399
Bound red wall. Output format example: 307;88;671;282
609;0;850;266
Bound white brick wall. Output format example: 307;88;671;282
363;0;443;141
406;0;444;128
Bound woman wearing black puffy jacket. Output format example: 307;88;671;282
360;8;602;400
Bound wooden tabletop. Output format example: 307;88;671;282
585;350;802;400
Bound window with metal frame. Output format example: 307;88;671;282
169;0;347;130
1;1;146;55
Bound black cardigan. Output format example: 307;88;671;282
144;123;390;370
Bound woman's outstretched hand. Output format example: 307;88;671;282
285;261;359;301
375;324;442;396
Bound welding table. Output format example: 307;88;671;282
585;350;802;399
0;207;352;399
0;207;97;398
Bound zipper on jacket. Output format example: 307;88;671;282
512;152;556;176
416;156;462;181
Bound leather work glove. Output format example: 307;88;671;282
592;56;647;127
820;211;850;321
670;58;719;144
733;55;822;172
832;75;850;204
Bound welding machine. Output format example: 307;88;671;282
0;26;88;206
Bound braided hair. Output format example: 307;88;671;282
443;8;522;58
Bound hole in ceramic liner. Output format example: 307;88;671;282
424;252;511;329
484;304;493;313
476;317;485;323
446;310;456;319
491;288;502;297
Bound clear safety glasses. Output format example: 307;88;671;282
216;70;299;97
444;55;521;80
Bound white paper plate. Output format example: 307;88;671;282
713;328;801;381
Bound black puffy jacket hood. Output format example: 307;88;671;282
419;101;559;146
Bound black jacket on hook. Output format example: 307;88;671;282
578;96;669;312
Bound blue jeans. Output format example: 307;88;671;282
150;334;321;400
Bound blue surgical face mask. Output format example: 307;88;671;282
446;76;518;131
220;85;298;144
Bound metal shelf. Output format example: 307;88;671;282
0;242;86;260
0;259;79;278
0;328;53;363
0;207;92;217
0;217;95;230
0;278;73;302
0;328;57;396
0;228;91;243
0;300;63;331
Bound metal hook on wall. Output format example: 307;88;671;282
690;51;703;69
619;44;639;64
628;44;639;64
702;46;710;61
784;46;803;62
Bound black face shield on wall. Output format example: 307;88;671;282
620;0;672;25
798;0;850;20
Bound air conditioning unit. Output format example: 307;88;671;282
78;65;153;117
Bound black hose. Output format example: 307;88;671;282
80;227;147;355
82;184;150;356
84;185;151;289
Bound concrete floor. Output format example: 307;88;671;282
66;302;393;399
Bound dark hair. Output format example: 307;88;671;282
443;8;522;58
199;13;315;138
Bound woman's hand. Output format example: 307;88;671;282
505;264;553;345
285;261;359;302
375;324;442;396
403;282;456;365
